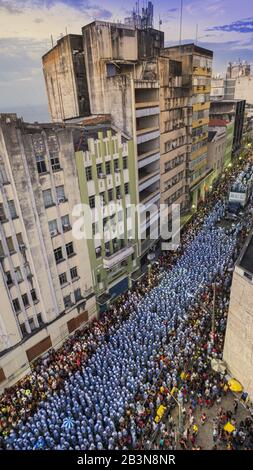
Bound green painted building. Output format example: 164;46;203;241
74;121;139;313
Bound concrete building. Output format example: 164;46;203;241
208;119;234;169
223;231;253;400
71;115;139;312
164;44;214;207
42;34;90;122
211;77;225;101
207;126;227;179
0;113;96;391
210;100;245;155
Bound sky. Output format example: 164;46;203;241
0;0;253;121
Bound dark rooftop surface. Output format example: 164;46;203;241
239;234;253;275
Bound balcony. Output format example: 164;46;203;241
103;245;134;270
136;106;160;118
138;152;160;169
139;171;160;192
137;128;160;145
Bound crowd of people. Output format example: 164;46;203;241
0;155;252;450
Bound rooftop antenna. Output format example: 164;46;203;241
195;24;198;45
51;34;54;47
179;0;183;48
65;26;68;36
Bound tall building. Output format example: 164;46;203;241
0;114;96;391
209;119;235;168
70;115;139;312
211;77;225;101
210;99;246;154
42;34;90;122
207;126;227;179
164;44;214;207
223;230;253;400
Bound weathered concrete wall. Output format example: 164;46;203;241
43;35;90;122
223;269;253;400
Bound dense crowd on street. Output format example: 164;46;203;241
0;155;253;450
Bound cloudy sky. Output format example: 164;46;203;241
0;0;252;121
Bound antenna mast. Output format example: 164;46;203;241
179;0;183;47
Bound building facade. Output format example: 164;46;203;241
223;231;253;400
72;117;139;312
162;44;214;207
210;100;246;155
42;35;90;122
207;126;227;179
0;114;96;391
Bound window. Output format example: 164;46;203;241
0;241;4;257
54;247;64;264
66;242;74;258
108;189;113;202
123;157;128;169
95;246;101;258
97;164;102;177
56;185;66;204
59;272;67;286
29;317;37;332
0;203;6;222
124;183;129;195
6;271;13;286
6;237;15;253
74;288;82;302
61;215;70;232
116;186;121;199
50;153;61;171
37;313;43;326
118;210;123;222
70;266;78;280
16;233;23;246
20;323;29;338
92;223;96;236
43;189;54;208
13;298;21;313
89;196;95;209
8;200;17;219
22;293;29;308
105;242;110;256
64;295;72;309
85;166;92;181
25;263;32;277
0;164;8;184
100;192;106;205
105;162;111;175
49;219;58;236
114;160;119;171
31;289;38;302
36;154;47;174
15;267;23;283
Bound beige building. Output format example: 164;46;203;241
164;44;214;207
0;114;96;392
223;231;253;400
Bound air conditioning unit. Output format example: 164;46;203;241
58;198;66;204
98;173;106;179
63;224;70;231
50;230;57;237
19;244;26;251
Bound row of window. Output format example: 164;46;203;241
164;154;185;173
59;266;78;286
0;233;24;256
12;289;38;313
192;139;208;154
165;135;187;153
85;157;128;181
164;170;185;192
0;200;17;222
49;215;71;237
165;187;185;206
43;185;66;208
5;265;31;285
95;239;126;259
0;164;8;185
63;289;82;309
36;152;61;175
20;313;44;338
89;183;129;208
54;242;75;264
193;109;209;122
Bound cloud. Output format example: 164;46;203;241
0;0;112;19
208;18;253;33
167;8;178;13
